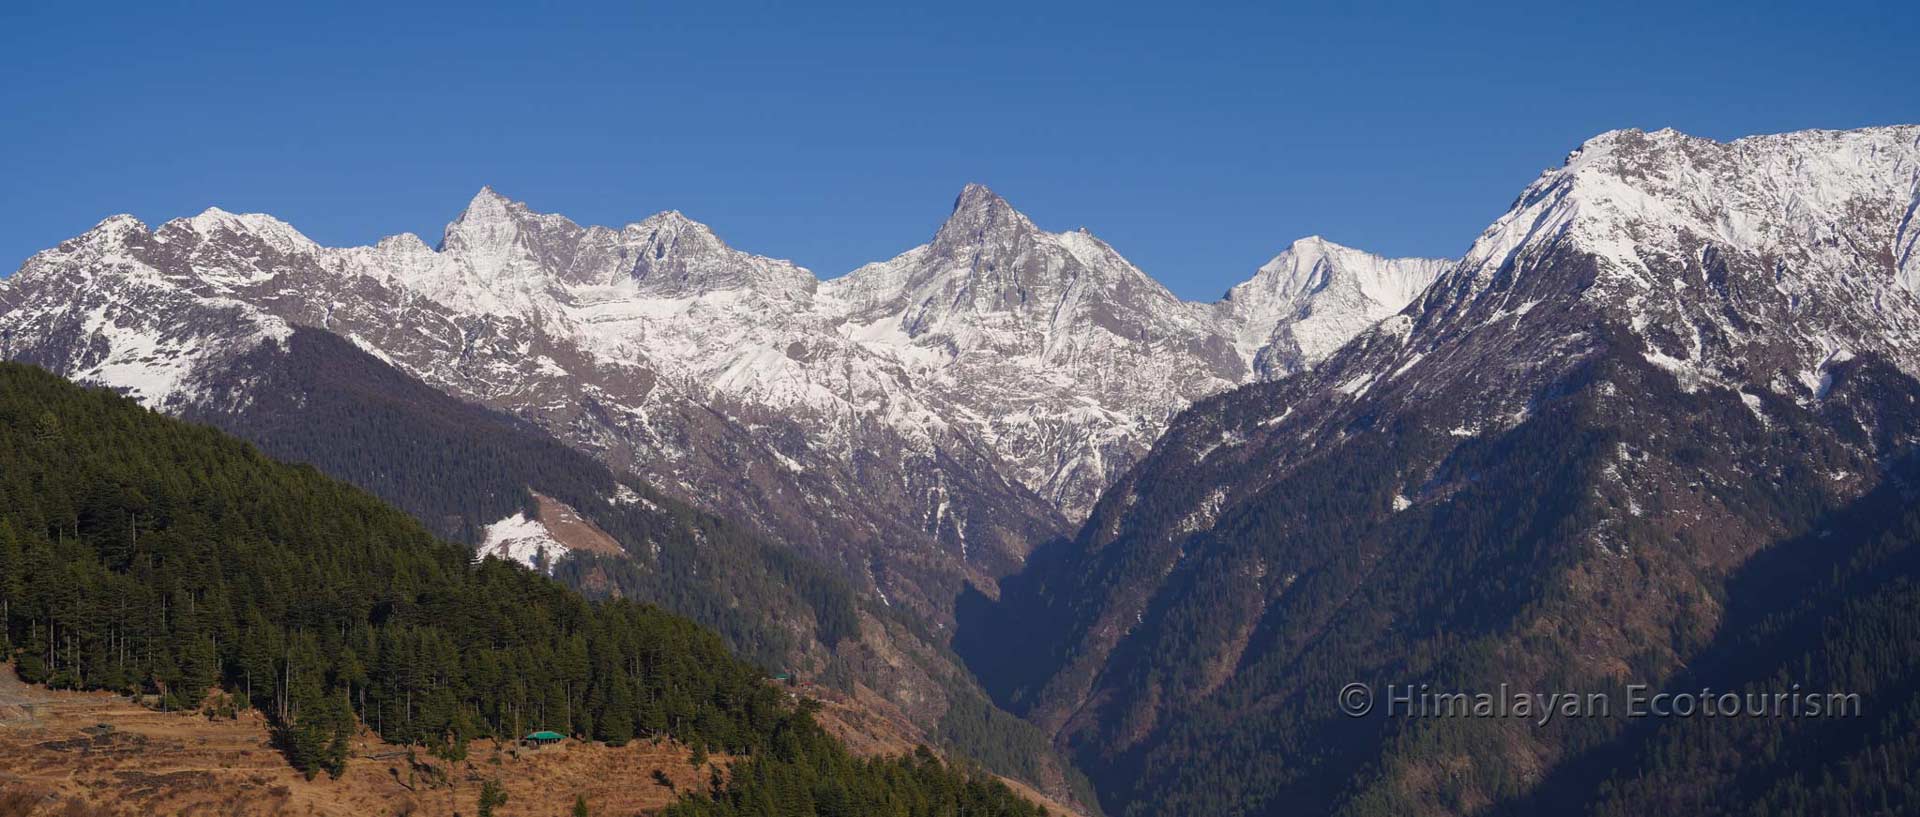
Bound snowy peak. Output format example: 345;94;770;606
918;182;1057;296
1427;125;1920;395
1231;235;1448;311
1221;235;1450;377
441;186;527;253
1458;126;1920;292
435;187;585;295
17;214;148;276
443;185;547;239
841;182;1195;347
431;188;815;301
173;207;320;256
88;213;149;237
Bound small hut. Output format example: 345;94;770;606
523;730;565;748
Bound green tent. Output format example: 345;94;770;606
524;730;565;744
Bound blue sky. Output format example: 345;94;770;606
3;0;1915;299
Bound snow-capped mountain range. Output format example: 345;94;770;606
0;181;1444;620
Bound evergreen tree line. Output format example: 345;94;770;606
0;362;1049;817
0;362;783;773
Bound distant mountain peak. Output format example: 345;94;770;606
954;181;1007;209
172;207;319;256
67;214;148;249
467;183;513;207
930;182;1035;253
92;213;147;233
446;185;518;231
1220;236;1451;377
629;207;722;245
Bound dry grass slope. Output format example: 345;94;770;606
0;665;718;816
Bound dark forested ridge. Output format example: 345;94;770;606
188;328;860;666
0;361;1050;815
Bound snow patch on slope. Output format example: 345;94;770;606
477;512;570;572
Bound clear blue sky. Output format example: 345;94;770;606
3;1;1915;299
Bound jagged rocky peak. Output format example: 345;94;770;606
16;214;147;275
437;186;587;290
441;186;524;249
87;213;150;237
429;187;815;300
837;182;1198;347
611;208;817;298
928;182;1037;254
907;181;1068;313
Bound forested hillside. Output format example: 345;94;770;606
0;361;1050;815
1523;450;1920;817
188;328;861;667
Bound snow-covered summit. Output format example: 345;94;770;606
1459;126;1920;290
1432;125;1920;396
1220;235;1451;377
178;207;322;256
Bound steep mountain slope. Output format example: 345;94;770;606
962;125;1920;816
1551;450;1920;817
167;326;1094;809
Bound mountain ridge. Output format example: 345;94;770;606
0;180;1447;630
